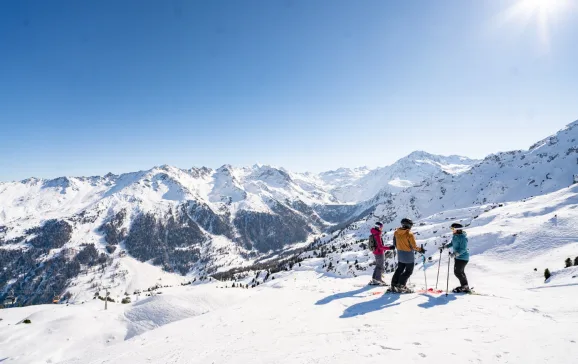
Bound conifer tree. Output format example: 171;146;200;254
544;268;551;281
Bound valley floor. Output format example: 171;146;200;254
1;262;577;364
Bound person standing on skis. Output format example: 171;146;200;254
442;223;470;293
390;218;425;292
370;222;393;285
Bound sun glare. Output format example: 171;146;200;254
497;0;574;49
522;0;565;11
518;0;570;19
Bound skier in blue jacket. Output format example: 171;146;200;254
442;223;470;293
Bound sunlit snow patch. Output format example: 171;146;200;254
124;290;245;340
388;178;414;188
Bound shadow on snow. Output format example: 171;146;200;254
340;293;419;318
339;291;460;318
315;285;374;305
417;293;457;309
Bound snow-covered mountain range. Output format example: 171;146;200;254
364;120;578;230
328;152;478;203
1;120;577;306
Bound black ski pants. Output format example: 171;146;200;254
391;262;414;287
454;259;469;286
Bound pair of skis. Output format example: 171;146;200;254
376;287;484;295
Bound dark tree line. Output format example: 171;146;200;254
0;220;112;306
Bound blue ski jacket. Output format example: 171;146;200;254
446;232;470;261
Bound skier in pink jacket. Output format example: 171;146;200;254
370;222;394;285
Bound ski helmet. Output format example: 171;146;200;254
450;223;464;230
375;221;383;229
400;218;414;228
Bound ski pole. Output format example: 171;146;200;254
422;254;427;291
435;247;442;290
445;250;451;297
421;244;427;291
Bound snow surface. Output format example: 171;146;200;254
1;270;576;363
0;285;249;364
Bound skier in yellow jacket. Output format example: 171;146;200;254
390;218;425;293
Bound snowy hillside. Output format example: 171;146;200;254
293;183;578;283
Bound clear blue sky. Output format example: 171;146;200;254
1;0;577;181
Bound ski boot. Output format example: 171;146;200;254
385;284;398;293
398;285;414;293
369;279;387;286
452;285;470;293
388;285;413;293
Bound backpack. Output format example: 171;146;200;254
368;234;377;251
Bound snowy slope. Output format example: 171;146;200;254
294;183;578;283
0;285;251;364
56;271;575;364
